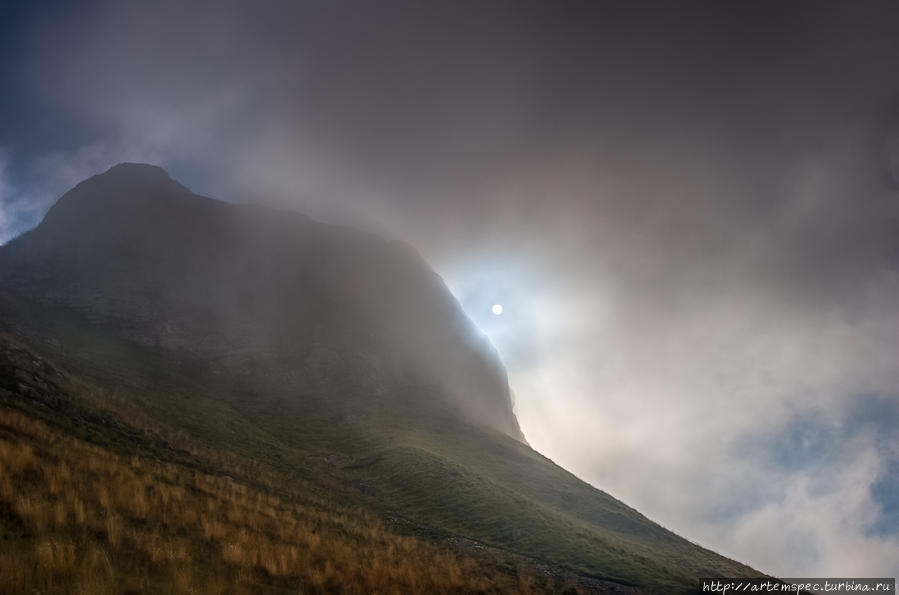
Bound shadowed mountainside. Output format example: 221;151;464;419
0;164;764;593
0;163;522;441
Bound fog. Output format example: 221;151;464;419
2;0;898;577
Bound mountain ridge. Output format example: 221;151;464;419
0;163;765;593
1;162;524;441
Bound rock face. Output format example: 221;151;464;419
0;163;524;440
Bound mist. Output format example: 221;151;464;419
2;0;898;577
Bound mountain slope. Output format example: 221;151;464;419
0;164;762;592
0;331;586;594
0;163;521;441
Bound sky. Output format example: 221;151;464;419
1;0;898;578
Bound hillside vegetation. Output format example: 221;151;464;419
0;334;583;593
0;299;758;593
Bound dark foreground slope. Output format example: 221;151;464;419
0;164;762;593
1;332;604;594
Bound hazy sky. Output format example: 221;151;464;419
2;0;898;578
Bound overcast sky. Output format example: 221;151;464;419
2;0;898;578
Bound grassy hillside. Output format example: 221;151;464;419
0;296;761;593
0;332;591;594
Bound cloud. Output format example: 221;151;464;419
5;0;899;578
0;152;9;243
496;123;899;575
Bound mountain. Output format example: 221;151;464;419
0;163;522;441
0;164;763;593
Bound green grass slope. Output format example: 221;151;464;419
0;296;762;593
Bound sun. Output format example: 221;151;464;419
491;303;503;316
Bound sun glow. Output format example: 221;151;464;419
492;304;504;315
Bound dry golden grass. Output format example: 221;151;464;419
0;406;574;594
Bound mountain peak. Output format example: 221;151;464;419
33;162;193;236
102;161;175;180
1;164;525;441
76;161;190;196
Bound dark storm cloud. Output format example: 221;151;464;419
3;0;899;576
